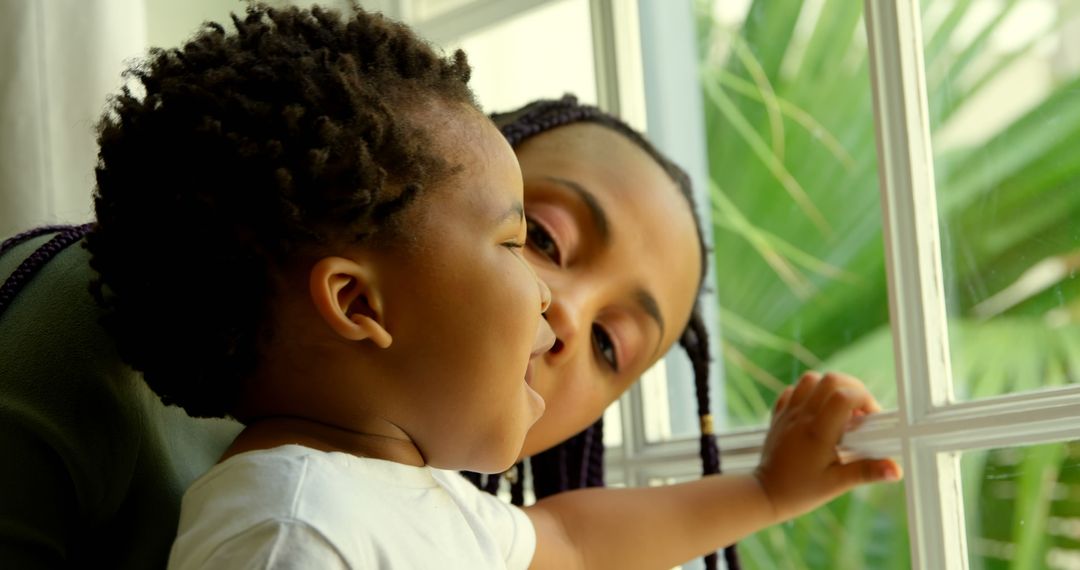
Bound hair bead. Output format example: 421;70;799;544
700;414;715;436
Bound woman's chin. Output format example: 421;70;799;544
518;414;571;460
526;382;546;421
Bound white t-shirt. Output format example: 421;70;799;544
168;445;536;569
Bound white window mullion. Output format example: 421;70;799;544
622;383;649;488
905;442;969;570
633;0;726;442
842;384;1080;456
920;387;1080;452
863;0;953;426
587;0;621;116
865;0;960;568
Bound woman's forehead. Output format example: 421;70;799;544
516;124;682;205
517;122;690;220
515;122;649;163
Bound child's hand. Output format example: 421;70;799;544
753;371;902;522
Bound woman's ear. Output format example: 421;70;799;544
309;256;393;348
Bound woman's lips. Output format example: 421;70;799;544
525;361;535;386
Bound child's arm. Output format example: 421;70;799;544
523;371;902;570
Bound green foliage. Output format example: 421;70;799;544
696;0;1080;567
962;442;1080;570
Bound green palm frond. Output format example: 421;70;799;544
703;0;1080;425
825;320;1080;407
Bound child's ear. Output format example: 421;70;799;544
308;256;392;349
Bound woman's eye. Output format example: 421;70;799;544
526;218;562;265
591;324;619;372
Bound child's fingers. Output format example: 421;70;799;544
829;371;884;414
845;409;868;432
817;387;878;443
802;371;842;413
772;386;794;419
831;458;902;490
788;371;821;407
804;371;882;415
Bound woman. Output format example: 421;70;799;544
0;97;891;569
478;96;733;569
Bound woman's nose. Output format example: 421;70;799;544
541;283;587;363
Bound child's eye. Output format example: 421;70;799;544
591;324;619;372
526;218;562;265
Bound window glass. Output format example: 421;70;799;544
739;482;909;570
649;470;910;570
407;0;474;22
439;0;597;113
695;0;894;432
693;0;906;565
921;0;1080;401
962;441;1080;569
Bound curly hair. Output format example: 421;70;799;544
85;3;477;419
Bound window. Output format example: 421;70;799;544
675;0;904;566
397;1;1080;568
962;441;1080;569
433;0;598;113
862;1;1080;568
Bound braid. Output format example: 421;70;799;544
483;473;501;495
459;471;482;488
681;306;741;569
529;428;570;501
577;422;594;486
0;224;83;257
0;225;94;318
509;461;526;506
527;419;605;501
584;419;605;488
683;309;721;477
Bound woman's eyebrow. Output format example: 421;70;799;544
636;288;666;359
543;176;610;245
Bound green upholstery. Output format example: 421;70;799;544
0;234;242;568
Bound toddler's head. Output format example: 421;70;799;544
87;4;552;473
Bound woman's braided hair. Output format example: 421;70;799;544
85;3;477;419
485;95;740;570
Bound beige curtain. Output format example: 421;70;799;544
0;0;147;238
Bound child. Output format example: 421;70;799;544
86;4;900;569
89;4;549;568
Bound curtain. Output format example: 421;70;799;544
0;0;147;238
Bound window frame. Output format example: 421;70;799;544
626;5;1080;567
864;1;1080;567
